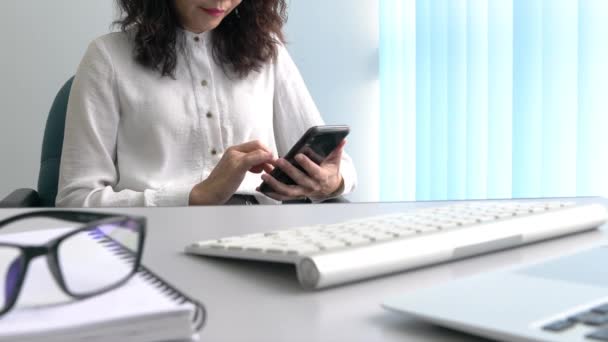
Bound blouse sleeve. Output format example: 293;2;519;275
272;44;357;197
55;38;195;207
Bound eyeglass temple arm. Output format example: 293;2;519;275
0;211;119;230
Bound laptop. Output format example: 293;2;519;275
383;246;608;342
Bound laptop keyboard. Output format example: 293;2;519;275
543;303;608;340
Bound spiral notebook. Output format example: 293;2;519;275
0;228;205;342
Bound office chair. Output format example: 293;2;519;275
0;77;348;207
1;77;74;207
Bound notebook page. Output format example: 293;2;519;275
0;228;194;341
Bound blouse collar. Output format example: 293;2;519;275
178;27;212;42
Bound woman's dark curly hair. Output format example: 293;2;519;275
115;0;287;78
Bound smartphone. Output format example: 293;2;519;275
259;125;350;194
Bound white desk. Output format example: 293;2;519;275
1;197;606;342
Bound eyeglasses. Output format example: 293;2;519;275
0;211;146;316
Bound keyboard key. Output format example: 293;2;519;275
411;225;439;233
454;218;477;226
541;319;576;332
286;244;321;255
570;311;608;326
314;240;347;250
591;303;608;314
438;222;460;230
473;216;495;223
496;212;517;218
265;248;287;254
341;236;373;246
385;229;417;237
587;328;608;341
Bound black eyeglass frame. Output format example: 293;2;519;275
0;210;146;317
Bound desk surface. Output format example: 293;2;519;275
1;198;607;342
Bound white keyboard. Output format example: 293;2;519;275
185;201;608;289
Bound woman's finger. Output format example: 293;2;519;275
261;173;308;198
262;163;275;174
294;154;324;181
241;150;273;170
233;140;273;153
249;164;265;174
276;159;320;192
250;162;274;174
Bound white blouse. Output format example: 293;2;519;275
56;30;357;207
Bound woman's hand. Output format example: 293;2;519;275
257;140;346;202
189;140;274;205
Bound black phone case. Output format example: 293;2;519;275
259;125;350;194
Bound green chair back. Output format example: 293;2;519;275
37;77;74;207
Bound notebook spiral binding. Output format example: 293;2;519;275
137;265;206;331
91;231;207;331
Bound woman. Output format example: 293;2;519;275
56;0;357;207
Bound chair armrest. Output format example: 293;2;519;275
283;196;350;204
0;188;41;207
320;196;350;204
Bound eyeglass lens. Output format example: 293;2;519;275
0;247;23;310
57;219;141;296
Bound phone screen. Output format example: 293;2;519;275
298;133;345;164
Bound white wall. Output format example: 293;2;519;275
285;0;380;202
0;1;116;198
0;0;379;203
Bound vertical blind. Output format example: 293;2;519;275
380;0;608;201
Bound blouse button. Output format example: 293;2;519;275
194;36;200;42
201;80;208;87
206;111;213;118
210;149;218;155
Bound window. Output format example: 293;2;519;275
380;0;608;201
